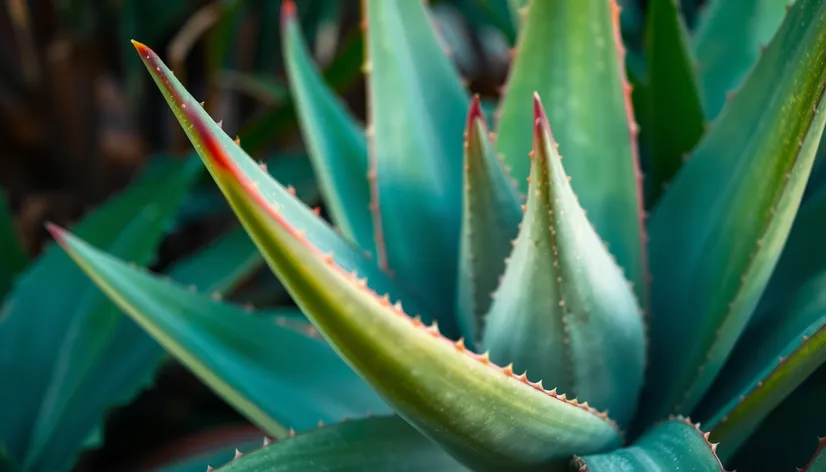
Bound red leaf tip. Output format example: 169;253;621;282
533;92;550;139
45;221;66;244
466;94;483;131
281;0;297;25
130;39;151;57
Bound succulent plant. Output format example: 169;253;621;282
46;0;826;470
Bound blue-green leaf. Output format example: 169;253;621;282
803;439;826;472
482;96;644;428
456;96;522;348
365;0;470;335
0;157;202;471
494;0;648;310
0;193;27;299
694;271;826;460
216;416;468;472
575;418;726;471
641;0;826;425
692;0;791;119
52;227;391;438
281;3;375;257
131;40;427;323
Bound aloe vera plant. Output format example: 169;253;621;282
47;0;826;470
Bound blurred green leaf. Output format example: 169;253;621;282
0;194;27;300
0;158;202;471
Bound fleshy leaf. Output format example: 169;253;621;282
455;96;522;348
693;271;826;460
0;158;201;471
50;227;391;438
494;0;648;309
729;372;826;471
364;0;470;335
180;105;622;471
641;0;826;425
281;2;375;257
0;193;27;299
215;416;468;472
692;0;791;119
575;418;727;471
482;96;644;428
802;438;826;472
642;0;705;203
131;41;428;322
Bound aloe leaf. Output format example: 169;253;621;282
0;193;27;300
643;0;705;204
641;0;826;425
281;3;375;257
803;439;826;472
0;158;201;470
214;416;468;472
482;96;644;428
692;0;791;119
575;418;727;471
176;103;622;470
50;227;392;437
455;96;522;348
691;271;826;460
131;41;428;323
152;433;263;472
729;374;826;471
364;0;470;335
495;0;647;311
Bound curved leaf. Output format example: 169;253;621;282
0;158;201;471
482;96;644;427
181;107;623;470
455;96;522;348
364;0;470;335
694;271;826;460
642;0;705;203
216;416;467;472
494;0;648;309
131;40;428;322
51;227;392;438
692;0;791;119
575;418;726;471
641;0;826;425
281;3;375;257
803;438;826;472
0;193;27;299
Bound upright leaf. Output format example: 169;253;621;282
643;0;705;203
692;0;791;119
50;228;391;438
364;0;470;335
281;2;375;257
575;418;727;471
482;96;644;428
455;96;522;348
0;194;27;299
216;416;468;472
0;158;201;470
641;0;826;425
131;41;428;323
495;0;648;310
172;104;622;470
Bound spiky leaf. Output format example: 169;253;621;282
694;271;826;460
281;3;375;256
364;0;470;335
216;416;468;472
51;227;392;437
0;158;201;471
803;438;826;472
0;193;27;299
494;0;647;308
131;41;428;323
172;103;623;470
642;0;705;203
575;418;726;471
692;0;792;119
482;96;644;427
456;96;522;348
641;0;826;424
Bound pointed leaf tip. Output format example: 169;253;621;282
466;95;483;131
44;222;65;243
532;93;550;139
281;0;296;25
130;39;148;55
